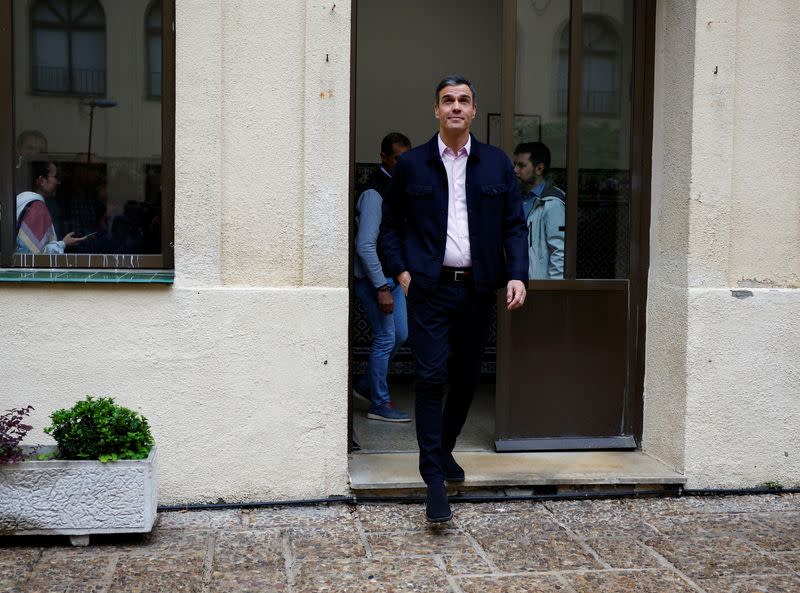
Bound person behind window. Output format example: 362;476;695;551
513;142;565;279
16;129;48;163
16;161;86;255
14;130;48;195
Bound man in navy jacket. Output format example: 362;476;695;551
380;76;528;522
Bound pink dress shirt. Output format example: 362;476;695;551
438;134;472;267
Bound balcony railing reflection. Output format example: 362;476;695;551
33;66;106;95
149;71;161;97
555;89;618;115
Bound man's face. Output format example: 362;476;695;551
38;163;59;197
380;142;410;173
513;153;544;188
434;84;477;135
19;135;47;159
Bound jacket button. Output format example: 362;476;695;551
440;208;446;214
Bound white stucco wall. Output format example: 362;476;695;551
645;0;800;488
3;0;352;504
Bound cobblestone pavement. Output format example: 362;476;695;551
2;494;800;592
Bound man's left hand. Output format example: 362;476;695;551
506;280;527;311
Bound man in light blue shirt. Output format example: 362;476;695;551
353;133;412;422
513;142;565;279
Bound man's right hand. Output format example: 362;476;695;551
377;289;394;314
397;271;411;296
62;232;87;247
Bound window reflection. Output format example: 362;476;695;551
146;0;161;98
31;0;106;95
514;142;565;279
516;0;570;280
576;2;634;279
14;0;163;264
557;16;621;116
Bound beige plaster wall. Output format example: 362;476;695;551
683;0;800;488
4;0;352;503
5;286;349;502
642;0;695;472
645;0;800;488
685;288;800;488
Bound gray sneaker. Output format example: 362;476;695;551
367;403;411;423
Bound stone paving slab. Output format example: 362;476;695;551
3;494;800;592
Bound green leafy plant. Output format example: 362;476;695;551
764;480;783;492
45;396;153;463
0;406;35;463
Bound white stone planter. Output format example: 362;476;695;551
0;445;157;545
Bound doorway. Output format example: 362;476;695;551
349;0;655;456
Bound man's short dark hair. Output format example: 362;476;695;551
514;142;551;174
30;160;54;190
381;132;411;157
434;76;477;105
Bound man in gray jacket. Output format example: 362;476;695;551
513;142;565;279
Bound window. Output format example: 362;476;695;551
30;0;107;95
0;1;175;279
146;0;161;98
556;16;621;116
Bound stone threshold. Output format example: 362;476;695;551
349;450;685;491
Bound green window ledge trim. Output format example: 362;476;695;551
0;269;174;284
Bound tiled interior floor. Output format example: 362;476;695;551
352;382;495;453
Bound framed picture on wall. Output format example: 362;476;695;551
487;113;542;148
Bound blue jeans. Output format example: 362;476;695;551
354;276;408;407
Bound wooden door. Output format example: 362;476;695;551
495;0;655;450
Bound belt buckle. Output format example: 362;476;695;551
454;270;466;282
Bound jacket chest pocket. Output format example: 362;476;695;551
407;183;433;199
480;183;508;198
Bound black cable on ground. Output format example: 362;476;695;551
156;486;800;513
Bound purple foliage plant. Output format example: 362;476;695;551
0;405;35;463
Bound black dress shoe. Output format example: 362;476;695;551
442;452;465;482
425;483;452;523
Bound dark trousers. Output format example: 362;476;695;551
406;279;494;486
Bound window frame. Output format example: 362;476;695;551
0;0;175;276
29;0;107;97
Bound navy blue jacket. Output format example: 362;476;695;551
379;134;529;293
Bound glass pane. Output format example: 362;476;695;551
72;31;106;94
515;0;570;280
73;1;105;26
32;1;64;23
576;1;634;279
148;35;161;96
32;30;69;92
147;1;162;28
13;0;162;265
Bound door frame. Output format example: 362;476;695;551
347;0;657;451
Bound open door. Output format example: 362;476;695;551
495;0;655;451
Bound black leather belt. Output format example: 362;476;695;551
440;266;473;282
